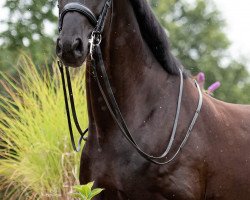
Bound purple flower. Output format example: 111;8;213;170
197;72;205;83
208;81;221;93
197;72;205;90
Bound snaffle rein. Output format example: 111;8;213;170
57;0;203;165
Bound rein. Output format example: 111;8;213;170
57;0;112;152
58;0;203;164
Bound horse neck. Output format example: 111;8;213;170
86;0;198;143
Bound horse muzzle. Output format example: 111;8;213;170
56;35;87;67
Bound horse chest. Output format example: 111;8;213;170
80;139;204;200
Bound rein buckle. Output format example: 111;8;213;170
89;31;102;59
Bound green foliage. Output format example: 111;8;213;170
0;55;88;199
150;0;250;103
72;182;104;200
1;0;250;103
0;0;57;72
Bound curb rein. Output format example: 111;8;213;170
57;0;203;165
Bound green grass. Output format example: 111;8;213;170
0;55;88;199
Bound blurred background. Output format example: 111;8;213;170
0;0;250;199
0;0;250;103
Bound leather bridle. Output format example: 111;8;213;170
58;0;112;152
57;0;203;165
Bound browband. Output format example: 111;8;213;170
58;3;98;32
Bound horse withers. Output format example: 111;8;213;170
56;0;250;199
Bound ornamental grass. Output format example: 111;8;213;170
0;55;88;199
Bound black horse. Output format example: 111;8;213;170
57;0;250;199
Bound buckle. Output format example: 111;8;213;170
89;31;102;59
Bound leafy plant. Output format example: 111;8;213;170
0;0;57;72
72;182;104;200
0;55;88;199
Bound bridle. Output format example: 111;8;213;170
58;0;112;152
57;0;203;165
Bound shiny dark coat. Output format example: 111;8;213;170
57;0;250;199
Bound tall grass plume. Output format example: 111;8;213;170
0;55;88;199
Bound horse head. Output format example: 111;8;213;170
56;0;110;67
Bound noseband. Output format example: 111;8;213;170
58;0;203;165
58;3;98;32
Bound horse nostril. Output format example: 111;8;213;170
56;39;63;57
56;37;85;65
72;38;83;57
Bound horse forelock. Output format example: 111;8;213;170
129;0;181;75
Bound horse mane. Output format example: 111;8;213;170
129;0;181;75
